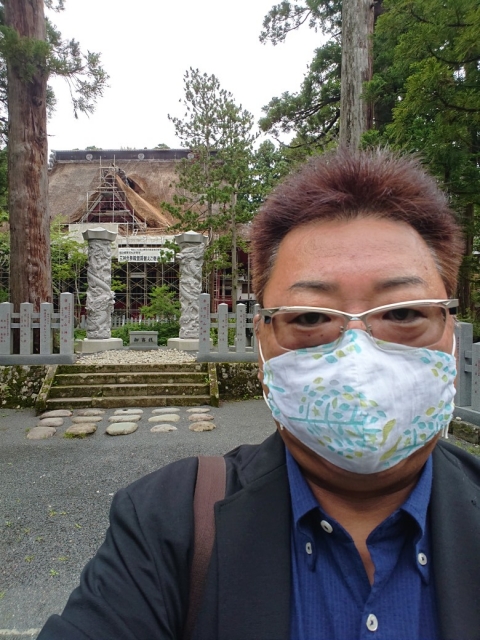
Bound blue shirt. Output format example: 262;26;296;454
286;449;439;640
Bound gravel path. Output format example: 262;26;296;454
75;347;196;365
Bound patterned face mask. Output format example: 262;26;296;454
261;329;456;474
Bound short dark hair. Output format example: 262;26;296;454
251;148;464;305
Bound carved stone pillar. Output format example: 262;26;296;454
83;228;116;339
75;227;123;354
167;230;207;352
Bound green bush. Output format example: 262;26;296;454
111;321;179;346
140;285;180;322
210;318;236;346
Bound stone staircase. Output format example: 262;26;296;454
37;362;218;412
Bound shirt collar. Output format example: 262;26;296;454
286;446;433;537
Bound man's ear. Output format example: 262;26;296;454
253;313;260;335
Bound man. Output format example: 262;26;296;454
39;149;480;639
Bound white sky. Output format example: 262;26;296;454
46;0;322;153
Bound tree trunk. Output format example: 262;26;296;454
5;0;52;312
339;0;375;148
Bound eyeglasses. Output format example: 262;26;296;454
259;299;458;351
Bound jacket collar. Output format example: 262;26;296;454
202;435;480;640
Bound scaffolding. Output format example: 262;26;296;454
81;160;147;236
112;257;179;320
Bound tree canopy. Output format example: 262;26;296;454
0;1;108;142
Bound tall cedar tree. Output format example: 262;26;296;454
1;0;107;314
259;0;383;153
364;0;480;315
4;0;51;310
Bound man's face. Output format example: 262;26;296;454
256;216;455;495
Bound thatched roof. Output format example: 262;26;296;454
48;149;191;233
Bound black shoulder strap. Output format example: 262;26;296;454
183;455;227;640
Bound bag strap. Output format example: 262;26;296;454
183;455;227;640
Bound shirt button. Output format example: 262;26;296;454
366;614;378;632
305;542;313;555
320;519;333;533
418;552;428;566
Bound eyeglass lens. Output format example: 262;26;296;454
270;304;448;350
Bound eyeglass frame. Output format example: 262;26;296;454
258;298;458;346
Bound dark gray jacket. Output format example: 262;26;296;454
38;433;480;640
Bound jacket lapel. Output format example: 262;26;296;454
214;433;291;640
431;442;480;640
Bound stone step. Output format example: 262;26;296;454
45;395;212;410
54;371;207;386
49;382;210;399
57;363;206;374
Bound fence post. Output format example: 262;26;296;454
198;294;211;356
0;302;13;355
252;304;261;354
455;322;472;408
20;303;33;355
40;302;53;355
59;293;74;355
218;304;229;354
236;304;246;353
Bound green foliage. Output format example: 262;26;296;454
166;68;257;231
111;321;179;346
166;68;258;303
259;1;342;153
0;26;50;82
210;318;236;346
73;328;86;340
140;285;180;322
260;0;341;45
50;218;87;308
363;0;480;314
0;2;109;141
259;40;341;151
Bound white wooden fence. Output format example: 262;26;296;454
454;321;480;425
0;292;75;364
197;293;260;362
79;315;164;329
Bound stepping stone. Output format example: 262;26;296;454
77;409;105;417
39;410;72;418
71;416;103;424
148;414;180;423
37;417;64;428
108;414;141;423
150;425;178;433
106;422;138;436
114;409;144;415
27;426;56;439
65;424;97;437
186;408;210;413
188;414;214;422
152;407;180;414
189;422;216;432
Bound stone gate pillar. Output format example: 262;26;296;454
75;227;123;354
167;230;207;351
